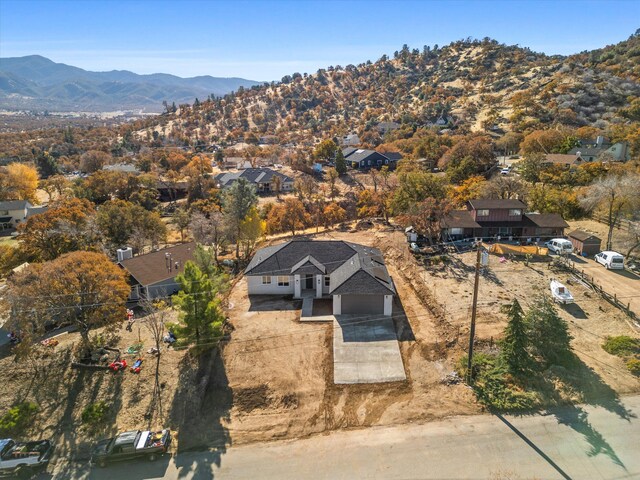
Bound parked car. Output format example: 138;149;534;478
594;251;625;270
91;429;171;468
409;242;421;253
0;438;54;479
545;238;573;255
500;167;510;175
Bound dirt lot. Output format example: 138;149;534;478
213;227;480;447
2;222;638;461
212;224;640;447
0;310;191;458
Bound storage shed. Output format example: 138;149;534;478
568;229;601;256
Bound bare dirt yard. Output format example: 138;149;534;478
2;222;638;468
0;309;196;459
210;224;640;448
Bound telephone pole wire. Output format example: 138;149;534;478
467;242;483;384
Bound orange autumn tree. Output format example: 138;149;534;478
8;251;130;348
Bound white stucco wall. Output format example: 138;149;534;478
247;275;295;295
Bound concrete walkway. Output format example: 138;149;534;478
333;315;406;384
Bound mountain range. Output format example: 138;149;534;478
0;55;260;112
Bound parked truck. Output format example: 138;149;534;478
0;438;54;479
91;429;171;467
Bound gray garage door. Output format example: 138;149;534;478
340;294;384;314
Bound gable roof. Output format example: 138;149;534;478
215;167;292;188
119;242;196;287
467;199;526;210
342;147;358;158
524;213;569;229
382;151;403;162
0;200;31;210
544;153;583;165
246;239;395;295
346;149;388;165
568;229;601;242
442;210;482;229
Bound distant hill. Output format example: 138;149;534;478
0;55;261;112
145;33;640;144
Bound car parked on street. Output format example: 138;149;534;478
0;438;54;479
595;251;625;270
91;429;171;468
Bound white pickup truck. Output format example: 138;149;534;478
0;438;54;479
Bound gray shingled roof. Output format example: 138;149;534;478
346;149;388;165
524;213;569;228
0;200;31;210
246;239;395;295
215;168;293;188
342;147;358;158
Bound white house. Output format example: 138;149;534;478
0;200;32;229
245;239;395;316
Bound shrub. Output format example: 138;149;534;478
627;358;640;376
458;353;538;411
0;402;38;436
602;336;640;357
81;401;109;426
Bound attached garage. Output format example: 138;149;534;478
340;294;384;314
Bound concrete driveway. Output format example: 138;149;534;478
333;315;406;384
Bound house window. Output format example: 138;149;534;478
262;276;271;285
509;209;522;216
450;228;464;235
324;276;330;287
477;209;489;216
277;276;290;287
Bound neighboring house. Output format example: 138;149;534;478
340;134;361;146
119;242;196;302
441;199;569;241
342;148;398;169
568;229;602;256
214;168;293;193
569;137;630;162
156;181;189;201
0;200;38;229
543;153;584;168
245;239;396;316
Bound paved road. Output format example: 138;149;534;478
51;395;640;479
572;256;640;317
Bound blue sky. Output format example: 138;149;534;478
1;0;638;81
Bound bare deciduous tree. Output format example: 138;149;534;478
580;175;640;250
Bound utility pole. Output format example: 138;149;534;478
467;243;482;384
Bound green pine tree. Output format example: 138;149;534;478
500;299;532;375
173;262;225;345
527;295;573;365
335;149;347;175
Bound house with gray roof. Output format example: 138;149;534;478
245;239;395;316
214;167;293;194
569;137;630;162
342;148;400;170
0;200;41;230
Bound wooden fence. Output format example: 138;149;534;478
590;214;638;234
561;259;639;324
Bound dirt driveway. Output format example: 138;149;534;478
571;256;640;317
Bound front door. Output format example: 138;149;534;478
305;275;314;289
